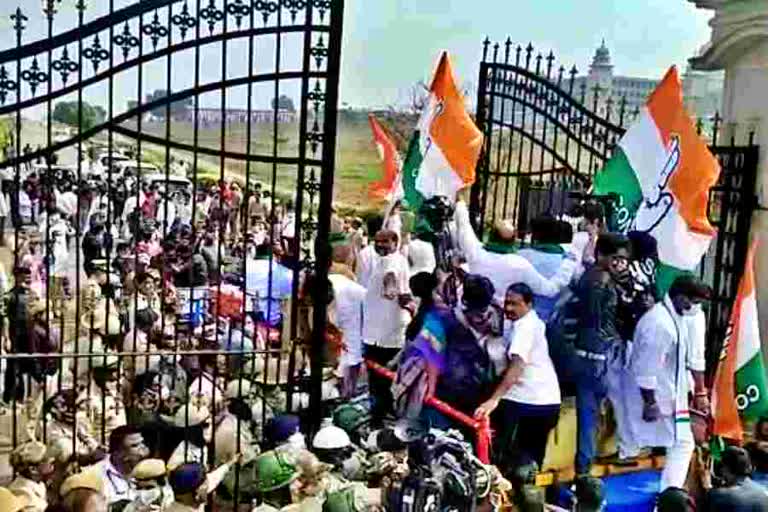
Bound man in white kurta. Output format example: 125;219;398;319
453;200;577;303
328;271;366;398
361;230;410;427
628;277;710;492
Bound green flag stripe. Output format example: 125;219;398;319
402;132;424;212
655;261;690;298
593;146;644;232
736;352;768;421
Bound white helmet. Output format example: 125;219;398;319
312;418;351;450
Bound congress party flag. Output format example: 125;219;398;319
593;66;721;294
368;114;403;202
413;52;483;200
711;240;768;442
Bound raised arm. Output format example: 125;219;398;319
453;200;484;264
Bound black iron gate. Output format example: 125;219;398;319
471;39;758;376
0;0;344;474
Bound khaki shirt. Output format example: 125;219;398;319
80;278;102;316
83;382;127;441
43;416;100;462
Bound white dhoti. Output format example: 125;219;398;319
606;341;641;459
660;419;695;491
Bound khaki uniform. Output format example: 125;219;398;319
165;503;203;512
42;415;100;462
82;382;127;442
79;277;102;317
213;412;259;466
8;476;47;512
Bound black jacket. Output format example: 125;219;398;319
705;478;768;512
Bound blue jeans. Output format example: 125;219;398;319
574;357;608;475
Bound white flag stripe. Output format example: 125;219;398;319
735;293;761;370
618;106;669;198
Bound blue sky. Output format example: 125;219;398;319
340;0;714;107
0;0;714;115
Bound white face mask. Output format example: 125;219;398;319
135;487;162;506
684;303;702;317
287;431;306;450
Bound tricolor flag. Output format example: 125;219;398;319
368;114;402;203
712;240;768;442
411;52;483;200
593;66;721;294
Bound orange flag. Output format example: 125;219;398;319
368;115;401;202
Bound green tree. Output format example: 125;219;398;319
271;94;296;112
52;101;106;131
145;89;193;118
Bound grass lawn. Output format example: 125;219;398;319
126;115;387;213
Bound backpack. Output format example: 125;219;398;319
545;285;582;385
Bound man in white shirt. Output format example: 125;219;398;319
453;200;576;303
475;282;561;470
329;269;367;398
361;229;410;427
87;425;149;507
39;211;72;316
15;182;33;227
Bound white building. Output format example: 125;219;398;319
176;108;297;124
564;41;722;120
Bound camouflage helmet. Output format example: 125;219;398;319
332;402;369;436
221;459;259;503
253;450;297;493
323;485;366;512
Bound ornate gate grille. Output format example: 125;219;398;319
0;0;344;475
471;39;758;377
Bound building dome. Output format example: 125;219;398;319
591;39;612;69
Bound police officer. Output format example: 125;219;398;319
167;462;231;512
312;419;368;483
84;354;127;443
7;441;54;512
251;450;299;512
81;258;110;317
332;401;371;448
264;415;305;464
125;458;174;512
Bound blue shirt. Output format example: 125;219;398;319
517;247;567;322
245;257;294;325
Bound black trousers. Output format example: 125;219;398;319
363;344;400;427
3;361;26;403
491;400;560;474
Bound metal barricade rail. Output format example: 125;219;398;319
364;358;492;464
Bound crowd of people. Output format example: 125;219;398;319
0;144;766;512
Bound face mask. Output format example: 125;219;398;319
136;487;162;506
287;431;306;450
341;454;364;480
683;304;702;317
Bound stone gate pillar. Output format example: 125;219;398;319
689;0;768;350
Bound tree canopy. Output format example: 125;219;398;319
52;101;106;131
271;95;296;112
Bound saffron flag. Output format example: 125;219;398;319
413;52;483;200
593;66;721;294
368;114;402;202
712;240;768;442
